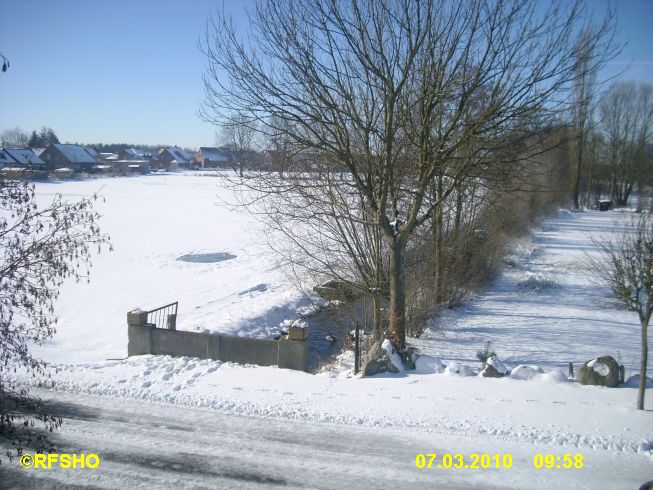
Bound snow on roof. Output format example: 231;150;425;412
4;148;45;166
85;147;98;158
124;148;149;159
0;149;17;165
199;147;233;161
162;146;192;162
53;144;97;163
32;147;46;156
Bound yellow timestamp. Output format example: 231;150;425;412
415;453;513;469
533;453;583;469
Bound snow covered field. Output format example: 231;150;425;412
30;172;307;363
5;173;653;488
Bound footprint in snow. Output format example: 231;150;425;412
192;372;202;378
173;385;182;391
162;373;172;381
142;381;152;388
207;366;219;373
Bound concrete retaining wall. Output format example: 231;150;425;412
128;323;308;372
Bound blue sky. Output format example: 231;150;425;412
0;0;652;150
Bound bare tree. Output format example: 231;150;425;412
599;81;653;206
201;0;616;350
218;112;258;176
587;214;652;410
570;30;602;210
0;180;110;459
1;127;29;147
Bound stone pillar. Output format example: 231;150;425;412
127;309;152;356
278;330;309;372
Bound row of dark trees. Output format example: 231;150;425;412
0;126;60;148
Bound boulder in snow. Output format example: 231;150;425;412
381;339;405;372
509;365;544;380
480;356;509;378
414;355;445;374
540;370;569;384
361;340;400;376
577;356;620;387
444;362;476;377
625;374;653;388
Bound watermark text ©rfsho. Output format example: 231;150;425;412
19;453;100;469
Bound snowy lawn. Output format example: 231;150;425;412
415;209;649;377
29;172;307;363
5;174;652;488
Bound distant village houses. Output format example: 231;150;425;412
0;140;254;180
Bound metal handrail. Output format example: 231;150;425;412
147;301;178;329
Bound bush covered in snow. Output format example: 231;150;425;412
517;272;559;292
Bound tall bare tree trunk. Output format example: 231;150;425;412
573;143;584;210
638;312;649;410
388;240;406;349
433;176;444;305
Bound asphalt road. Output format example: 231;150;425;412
1;389;649;489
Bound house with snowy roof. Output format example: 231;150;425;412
39;143;98;172
0;148;45;168
0;149;17;168
157;146;193;169
196;147;234;168
118;148;151;161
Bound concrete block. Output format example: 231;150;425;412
150;329;207;359
127;310;149;326
128;324;152;356
278;339;309;372
288;326;309;341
